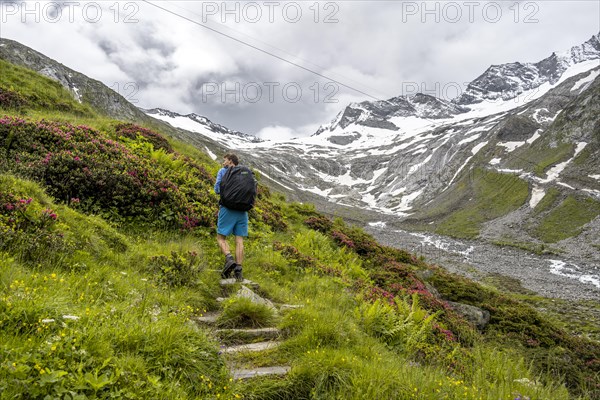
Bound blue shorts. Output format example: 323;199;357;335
217;206;249;237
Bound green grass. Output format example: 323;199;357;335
515;142;575;177
435;169;529;239
534;195;600;242
217;297;277;329
0;161;586;400
533;187;562;215
0;59;96;118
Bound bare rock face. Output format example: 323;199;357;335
496;115;541;141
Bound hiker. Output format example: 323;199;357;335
214;153;256;281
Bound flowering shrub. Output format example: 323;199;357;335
250;203;288;232
273;241;341;277
0;117;217;229
0;87;27;109
304;216;333;233
114;123;173;153
0;191;66;263
331;230;355;249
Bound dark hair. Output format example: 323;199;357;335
224;153;239;165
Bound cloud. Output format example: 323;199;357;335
256;125;297;141
1;0;598;137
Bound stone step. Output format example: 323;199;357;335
216;327;281;344
231;366;291;380
221;341;282;354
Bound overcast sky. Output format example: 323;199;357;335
1;1;599;139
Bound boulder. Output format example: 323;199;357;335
447;301;490;330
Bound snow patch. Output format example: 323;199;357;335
541;142;587;183
529;185;545;208
203;146;217;160
571;69;600;93
298;186;332;197
471;141;488;155
395;189;423;212
72;86;82;103
489;158;501;165
496;168;523;173
256;169;294;191
368;221;387;229
409;232;474;259
458;134;481;145
557;182;575;190
445;142;488;188
582;188;600;198
589;174;600;180
498;141;525;152
526;129;542;144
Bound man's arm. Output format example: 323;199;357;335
214;168;226;194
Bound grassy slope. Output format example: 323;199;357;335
0;60;598;399
411;167;530;239
534;195;600;243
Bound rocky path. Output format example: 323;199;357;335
366;227;600;301
195;278;298;381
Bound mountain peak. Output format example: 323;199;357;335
455;32;600;105
144;108;262;143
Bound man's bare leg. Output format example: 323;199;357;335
217;234;231;256
235;236;244;265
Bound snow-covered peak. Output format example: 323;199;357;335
562;32;600;64
456;32;600;105
143;107;262;146
313;93;468;138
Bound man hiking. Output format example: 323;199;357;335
214;153;256;281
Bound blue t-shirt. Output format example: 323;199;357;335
214;167;228;194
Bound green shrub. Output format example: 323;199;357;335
148;250;204;288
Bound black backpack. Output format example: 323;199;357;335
219;165;257;211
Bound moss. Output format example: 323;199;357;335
534;195;600;242
483;272;537;295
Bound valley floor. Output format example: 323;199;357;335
366;226;599;301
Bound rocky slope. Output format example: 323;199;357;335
0;37;147;121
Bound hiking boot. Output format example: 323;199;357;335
233;264;243;282
221;256;236;279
